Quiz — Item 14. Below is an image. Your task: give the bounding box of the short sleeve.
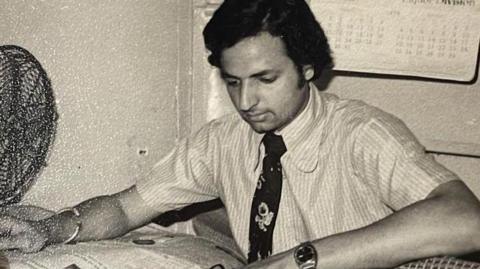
[352,111,459,210]
[136,123,219,213]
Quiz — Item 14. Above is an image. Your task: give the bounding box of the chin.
[248,122,277,134]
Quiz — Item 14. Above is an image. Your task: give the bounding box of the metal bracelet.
[57,207,82,244]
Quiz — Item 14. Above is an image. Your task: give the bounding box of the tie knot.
[262,132,287,157]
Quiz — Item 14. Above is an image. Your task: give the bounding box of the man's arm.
[0,185,160,252]
[245,180,480,269]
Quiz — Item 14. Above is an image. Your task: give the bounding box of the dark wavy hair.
[203,0,333,80]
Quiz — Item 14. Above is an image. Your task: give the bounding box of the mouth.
[243,112,267,122]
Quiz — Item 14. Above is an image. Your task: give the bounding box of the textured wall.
[1,0,186,209]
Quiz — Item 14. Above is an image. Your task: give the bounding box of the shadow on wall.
[0,45,58,206]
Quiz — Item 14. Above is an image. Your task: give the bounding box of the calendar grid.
[311,0,480,81]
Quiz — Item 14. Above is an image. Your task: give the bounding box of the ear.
[302,65,314,81]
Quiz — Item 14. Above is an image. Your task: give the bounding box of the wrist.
[57,207,82,244]
[38,207,82,246]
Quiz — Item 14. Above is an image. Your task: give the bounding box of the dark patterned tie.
[247,132,287,263]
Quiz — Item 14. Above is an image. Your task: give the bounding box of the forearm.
[38,195,129,245]
[38,185,159,246]
[314,181,480,269]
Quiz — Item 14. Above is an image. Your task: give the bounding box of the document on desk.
[309,0,480,81]
[4,224,245,269]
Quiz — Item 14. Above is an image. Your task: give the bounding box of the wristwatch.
[294,241,317,269]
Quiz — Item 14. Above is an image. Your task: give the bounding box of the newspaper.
[2,224,245,269]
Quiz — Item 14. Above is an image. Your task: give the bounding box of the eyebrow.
[220,70,277,79]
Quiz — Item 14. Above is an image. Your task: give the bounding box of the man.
[1,0,480,268]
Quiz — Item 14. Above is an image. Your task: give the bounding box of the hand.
[0,205,55,221]
[241,250,296,269]
[0,206,52,253]
[0,214,48,253]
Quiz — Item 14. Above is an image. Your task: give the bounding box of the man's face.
[219,32,311,133]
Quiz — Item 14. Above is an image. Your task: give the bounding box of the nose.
[239,81,257,112]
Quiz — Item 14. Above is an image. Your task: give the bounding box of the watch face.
[296,244,315,262]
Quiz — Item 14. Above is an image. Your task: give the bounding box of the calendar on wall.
[310,0,480,81]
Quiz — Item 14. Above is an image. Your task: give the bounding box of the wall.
[1,0,191,210]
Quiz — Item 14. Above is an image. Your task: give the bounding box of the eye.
[258,76,276,84]
[224,78,240,87]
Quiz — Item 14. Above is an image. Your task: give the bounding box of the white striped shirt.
[137,83,458,257]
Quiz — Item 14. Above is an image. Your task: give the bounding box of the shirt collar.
[251,83,327,172]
